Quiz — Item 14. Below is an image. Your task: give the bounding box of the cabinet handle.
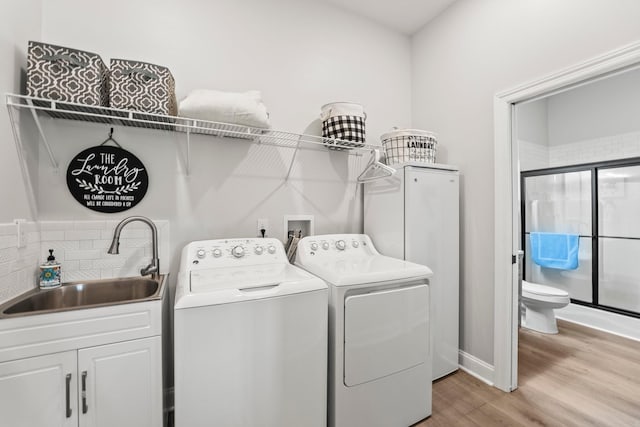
[82,371,88,414]
[65,373,72,418]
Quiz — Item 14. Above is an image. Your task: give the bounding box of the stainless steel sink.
[0,275,165,318]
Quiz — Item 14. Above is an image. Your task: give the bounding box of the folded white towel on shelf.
[178,89,271,129]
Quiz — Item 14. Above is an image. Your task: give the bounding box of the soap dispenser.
[39,249,61,289]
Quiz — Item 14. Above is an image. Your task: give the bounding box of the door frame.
[492,40,640,392]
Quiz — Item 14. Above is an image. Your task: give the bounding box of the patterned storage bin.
[381,128,438,165]
[320,102,366,150]
[109,59,177,116]
[27,41,109,106]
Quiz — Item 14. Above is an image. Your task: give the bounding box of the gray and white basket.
[381,128,438,165]
[27,41,109,106]
[109,58,177,116]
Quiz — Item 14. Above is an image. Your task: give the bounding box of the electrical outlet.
[15,219,26,248]
[257,218,269,237]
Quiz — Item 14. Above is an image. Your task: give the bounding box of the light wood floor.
[414,320,640,427]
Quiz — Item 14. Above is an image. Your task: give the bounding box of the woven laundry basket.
[320,102,366,150]
[381,128,437,165]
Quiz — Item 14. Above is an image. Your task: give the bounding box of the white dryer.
[174,238,328,427]
[296,234,433,427]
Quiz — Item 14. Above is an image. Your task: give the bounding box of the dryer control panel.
[181,238,286,270]
[296,234,379,261]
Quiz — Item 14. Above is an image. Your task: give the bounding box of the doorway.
[493,40,640,392]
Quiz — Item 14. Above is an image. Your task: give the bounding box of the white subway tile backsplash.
[63,270,101,282]
[64,230,101,241]
[41,230,65,241]
[93,257,127,269]
[0,221,40,304]
[40,219,169,280]
[0,224,17,236]
[0,263,12,277]
[0,219,170,304]
[119,238,150,248]
[41,240,80,252]
[65,249,102,261]
[63,260,80,271]
[73,220,107,230]
[92,239,112,249]
[0,247,19,264]
[79,240,93,250]
[40,221,71,231]
[0,235,18,249]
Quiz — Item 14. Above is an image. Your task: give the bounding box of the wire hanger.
[357,149,396,183]
[100,127,122,148]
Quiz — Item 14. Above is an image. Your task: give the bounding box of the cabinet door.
[0,351,78,427]
[78,337,162,427]
[405,167,460,380]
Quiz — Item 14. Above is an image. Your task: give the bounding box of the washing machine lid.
[297,255,432,287]
[522,280,569,297]
[175,263,326,308]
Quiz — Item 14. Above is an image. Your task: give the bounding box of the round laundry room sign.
[66,145,148,213]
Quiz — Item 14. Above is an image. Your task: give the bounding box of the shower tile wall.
[549,131,640,168]
[520,130,640,171]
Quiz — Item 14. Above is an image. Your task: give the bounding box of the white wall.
[32,0,412,286]
[0,0,42,222]
[517,99,549,171]
[0,1,43,304]
[412,0,640,366]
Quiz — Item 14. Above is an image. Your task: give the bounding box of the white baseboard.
[458,350,495,386]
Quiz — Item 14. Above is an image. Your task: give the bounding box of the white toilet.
[521,280,570,334]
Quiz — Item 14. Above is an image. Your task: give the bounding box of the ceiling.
[316,0,458,35]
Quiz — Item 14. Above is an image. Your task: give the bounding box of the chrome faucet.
[108,216,159,278]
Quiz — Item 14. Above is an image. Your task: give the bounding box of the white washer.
[296,234,434,427]
[174,238,328,427]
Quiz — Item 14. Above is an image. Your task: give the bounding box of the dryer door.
[343,284,429,387]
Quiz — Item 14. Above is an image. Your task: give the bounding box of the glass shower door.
[523,170,593,302]
[598,165,640,314]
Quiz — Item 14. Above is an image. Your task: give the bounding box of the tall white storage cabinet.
[364,162,460,380]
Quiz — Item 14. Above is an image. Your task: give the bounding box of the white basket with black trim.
[381,128,437,165]
[320,102,366,150]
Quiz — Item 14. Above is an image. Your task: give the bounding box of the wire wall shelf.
[6,93,375,175]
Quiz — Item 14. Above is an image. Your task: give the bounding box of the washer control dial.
[322,242,330,250]
[254,246,264,255]
[336,240,346,250]
[231,246,245,258]
[310,242,319,251]
[267,245,277,254]
[352,241,359,248]
[212,248,222,258]
[196,249,206,259]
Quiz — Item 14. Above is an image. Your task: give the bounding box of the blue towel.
[530,232,579,270]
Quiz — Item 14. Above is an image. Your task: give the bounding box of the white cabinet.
[0,282,166,427]
[0,337,162,427]
[0,351,78,427]
[364,163,460,380]
[79,337,162,427]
